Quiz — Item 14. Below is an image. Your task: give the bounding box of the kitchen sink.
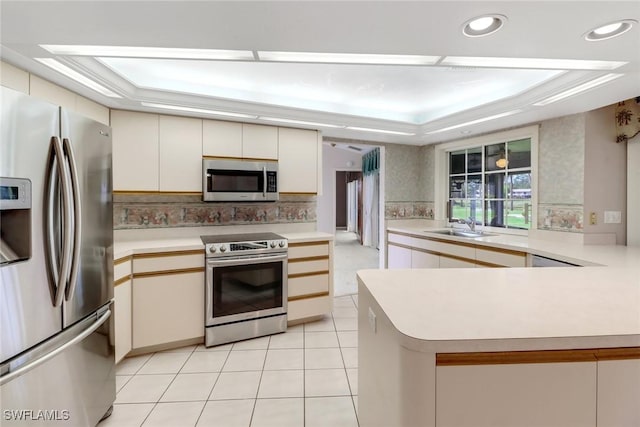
[427,229,497,238]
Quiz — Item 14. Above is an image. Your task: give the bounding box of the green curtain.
[362,147,380,176]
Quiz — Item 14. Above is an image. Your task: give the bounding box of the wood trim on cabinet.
[114,255,133,266]
[280,192,318,195]
[113,190,202,196]
[288,291,330,302]
[388,242,480,266]
[133,249,204,259]
[436,347,640,366]
[114,276,131,287]
[288,241,329,248]
[133,267,205,279]
[288,255,329,263]
[288,270,330,279]
[202,155,277,162]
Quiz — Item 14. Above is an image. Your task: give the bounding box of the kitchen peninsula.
[359,227,640,427]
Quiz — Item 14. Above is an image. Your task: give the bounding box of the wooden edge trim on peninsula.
[288,270,330,279]
[288,255,329,263]
[133,267,205,279]
[114,275,131,287]
[288,291,330,302]
[133,249,204,259]
[114,255,133,266]
[387,231,527,257]
[436,347,640,366]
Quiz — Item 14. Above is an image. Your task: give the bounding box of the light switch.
[589,212,597,225]
[368,307,377,333]
[604,211,622,224]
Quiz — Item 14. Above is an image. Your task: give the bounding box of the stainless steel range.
[201,233,288,347]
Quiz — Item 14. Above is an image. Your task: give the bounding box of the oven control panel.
[205,238,287,257]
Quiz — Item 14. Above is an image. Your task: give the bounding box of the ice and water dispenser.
[0,177,31,265]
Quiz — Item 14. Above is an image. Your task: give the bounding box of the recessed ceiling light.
[259,117,344,128]
[584,19,637,41]
[35,58,121,98]
[425,110,522,134]
[140,102,256,119]
[40,45,255,60]
[257,51,440,65]
[533,73,623,106]
[462,14,506,37]
[345,126,415,136]
[440,56,627,70]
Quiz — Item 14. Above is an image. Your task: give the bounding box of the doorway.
[336,171,363,240]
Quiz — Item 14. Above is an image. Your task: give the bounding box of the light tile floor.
[100,294,360,427]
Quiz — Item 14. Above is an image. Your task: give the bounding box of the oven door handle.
[206,253,287,267]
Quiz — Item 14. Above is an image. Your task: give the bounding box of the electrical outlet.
[604,211,622,224]
[368,307,377,333]
[589,212,597,225]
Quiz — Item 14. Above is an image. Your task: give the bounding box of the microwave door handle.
[63,138,81,301]
[263,166,267,198]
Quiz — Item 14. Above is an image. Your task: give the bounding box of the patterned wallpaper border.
[537,204,584,233]
[114,194,316,230]
[385,201,435,220]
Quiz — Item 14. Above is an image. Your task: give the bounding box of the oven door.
[205,252,287,326]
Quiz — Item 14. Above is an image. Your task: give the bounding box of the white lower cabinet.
[287,240,333,322]
[132,271,204,349]
[597,359,640,426]
[436,362,597,427]
[439,256,476,269]
[114,279,132,363]
[411,250,439,268]
[387,244,412,269]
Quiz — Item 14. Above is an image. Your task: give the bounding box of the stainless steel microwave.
[202,158,278,202]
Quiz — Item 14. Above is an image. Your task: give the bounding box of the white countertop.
[358,225,640,353]
[113,231,333,260]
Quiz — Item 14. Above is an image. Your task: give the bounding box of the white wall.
[628,140,640,246]
[317,144,362,234]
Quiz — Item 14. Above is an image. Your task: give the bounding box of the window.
[448,138,532,230]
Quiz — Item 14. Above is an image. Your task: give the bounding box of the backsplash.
[537,204,584,233]
[385,201,435,220]
[113,194,316,230]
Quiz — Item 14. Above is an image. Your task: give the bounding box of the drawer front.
[288,242,329,259]
[288,258,329,276]
[412,237,475,260]
[387,233,414,247]
[133,251,204,274]
[114,258,132,282]
[476,248,526,267]
[288,273,329,298]
[288,295,332,322]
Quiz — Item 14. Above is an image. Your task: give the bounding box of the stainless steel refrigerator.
[0,86,115,426]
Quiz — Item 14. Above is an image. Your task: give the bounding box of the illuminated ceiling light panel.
[533,74,623,106]
[35,58,121,98]
[140,102,256,118]
[257,51,441,65]
[345,126,415,136]
[40,44,255,60]
[259,117,344,128]
[584,19,637,41]
[441,56,627,71]
[425,110,523,134]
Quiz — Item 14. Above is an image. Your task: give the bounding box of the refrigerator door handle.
[44,136,72,307]
[0,309,112,386]
[62,138,82,301]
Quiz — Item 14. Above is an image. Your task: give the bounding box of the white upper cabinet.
[242,124,278,160]
[111,110,160,192]
[202,120,242,158]
[278,127,319,193]
[159,115,202,192]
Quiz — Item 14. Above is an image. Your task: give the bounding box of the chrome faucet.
[458,217,476,231]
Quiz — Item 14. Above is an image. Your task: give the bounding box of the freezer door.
[1,303,115,426]
[60,109,113,327]
[0,87,63,363]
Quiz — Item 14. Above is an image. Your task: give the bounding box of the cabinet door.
[111,110,159,191]
[597,359,640,426]
[387,244,412,269]
[278,127,318,193]
[439,256,476,268]
[202,119,242,158]
[436,362,597,427]
[114,279,132,363]
[242,123,278,160]
[411,250,439,268]
[132,271,204,349]
[159,115,202,192]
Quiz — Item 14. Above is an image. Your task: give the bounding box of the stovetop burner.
[201,232,287,257]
